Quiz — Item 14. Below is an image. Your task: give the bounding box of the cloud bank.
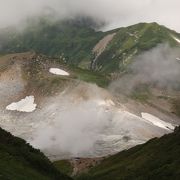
[0,0,180,32]
[109,44,180,95]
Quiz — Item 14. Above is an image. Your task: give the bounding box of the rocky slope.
[0,52,179,161]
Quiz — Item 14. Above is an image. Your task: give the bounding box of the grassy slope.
[76,127,180,180]
[71,66,110,87]
[0,127,72,180]
[53,160,73,177]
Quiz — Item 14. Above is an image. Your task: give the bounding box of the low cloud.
[109,44,180,94]
[0,0,179,32]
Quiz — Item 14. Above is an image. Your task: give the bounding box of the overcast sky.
[0,0,179,32]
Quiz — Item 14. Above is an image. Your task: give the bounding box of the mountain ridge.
[0,18,180,179]
[0,20,179,73]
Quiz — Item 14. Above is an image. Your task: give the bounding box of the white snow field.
[49,68,69,76]
[6,96,37,112]
[141,112,175,131]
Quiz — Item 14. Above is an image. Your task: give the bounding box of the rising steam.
[109,44,180,95]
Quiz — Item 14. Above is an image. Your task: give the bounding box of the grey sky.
[0,0,179,32]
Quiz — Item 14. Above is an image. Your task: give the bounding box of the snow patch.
[6,96,37,112]
[172,35,180,44]
[49,68,69,76]
[141,112,175,131]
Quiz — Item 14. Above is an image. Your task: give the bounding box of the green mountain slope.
[95,22,180,73]
[76,127,180,180]
[0,18,104,67]
[0,20,179,73]
[0,127,72,180]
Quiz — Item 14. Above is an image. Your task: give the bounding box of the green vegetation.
[76,127,180,180]
[72,67,110,87]
[53,160,73,176]
[0,127,71,180]
[130,84,151,102]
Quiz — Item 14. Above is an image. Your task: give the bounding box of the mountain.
[93,22,180,73]
[0,127,71,180]
[0,19,180,73]
[0,19,180,179]
[76,127,180,180]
